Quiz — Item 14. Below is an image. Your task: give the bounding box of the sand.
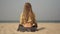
[0,22,60,34]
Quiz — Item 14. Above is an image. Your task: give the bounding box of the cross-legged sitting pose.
[17,2,38,32]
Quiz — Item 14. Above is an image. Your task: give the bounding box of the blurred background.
[0,0,60,22]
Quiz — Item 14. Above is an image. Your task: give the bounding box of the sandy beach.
[0,22,60,34]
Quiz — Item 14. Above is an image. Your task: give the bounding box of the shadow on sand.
[37,27,45,31]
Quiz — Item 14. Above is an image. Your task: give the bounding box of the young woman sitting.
[17,2,38,32]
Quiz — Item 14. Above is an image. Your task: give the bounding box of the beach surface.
[0,22,60,34]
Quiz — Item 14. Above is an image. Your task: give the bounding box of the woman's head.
[23,2,33,17]
[24,2,32,11]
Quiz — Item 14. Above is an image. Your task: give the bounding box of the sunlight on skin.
[23,23,32,27]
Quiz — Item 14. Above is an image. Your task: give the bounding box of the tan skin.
[23,23,32,27]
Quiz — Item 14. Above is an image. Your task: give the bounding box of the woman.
[17,2,38,32]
